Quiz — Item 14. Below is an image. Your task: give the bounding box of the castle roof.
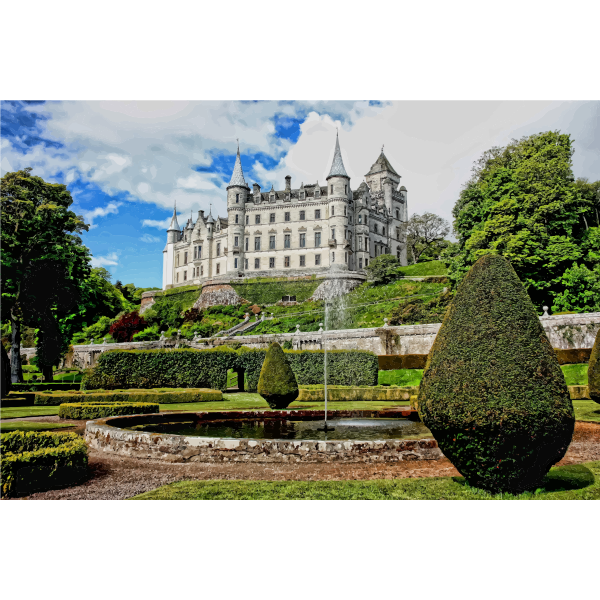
[228,144,248,188]
[206,209,215,224]
[326,132,349,180]
[366,150,399,177]
[167,207,180,232]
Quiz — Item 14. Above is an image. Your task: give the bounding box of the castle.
[162,134,408,289]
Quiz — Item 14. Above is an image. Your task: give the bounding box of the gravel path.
[20,421,599,500]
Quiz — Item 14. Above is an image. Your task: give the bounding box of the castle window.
[284,234,291,249]
[176,254,180,267]
[284,256,290,267]
[330,185,333,194]
[234,236,239,247]
[285,212,290,222]
[364,216,368,225]
[374,224,378,234]
[255,258,260,269]
[216,264,220,274]
[397,247,401,260]
[216,244,220,256]
[300,233,306,248]
[254,237,261,251]
[285,193,290,201]
[299,191,305,200]
[382,227,386,236]
[349,215,352,224]
[344,205,347,216]
[245,215,249,225]
[315,232,321,247]
[315,254,321,266]
[396,209,400,219]
[344,185,347,194]
[331,228,336,240]
[236,193,239,203]
[300,210,305,221]
[358,214,362,224]
[270,194,276,203]
[359,237,363,251]
[244,259,248,270]
[270,212,275,223]
[315,188,320,198]
[255,214,261,225]
[176,273,179,282]
[300,255,305,267]
[201,265,204,275]
[184,252,188,264]
[245,238,249,251]
[332,252,335,263]
[235,214,239,224]
[269,257,275,269]
[345,252,348,263]
[359,258,363,269]
[315,209,321,219]
[234,258,238,269]
[331,206,335,216]
[365,259,368,267]
[269,235,275,249]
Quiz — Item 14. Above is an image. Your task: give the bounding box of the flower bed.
[1,431,88,498]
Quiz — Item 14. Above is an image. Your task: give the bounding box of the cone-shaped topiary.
[589,329,600,403]
[0,344,11,398]
[257,342,299,409]
[418,254,574,494]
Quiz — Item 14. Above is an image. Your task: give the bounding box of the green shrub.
[81,347,378,393]
[58,402,159,420]
[418,254,574,494]
[1,431,88,498]
[35,388,222,406]
[11,382,81,392]
[589,330,600,403]
[257,342,299,409]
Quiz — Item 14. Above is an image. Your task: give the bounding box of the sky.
[2,100,599,288]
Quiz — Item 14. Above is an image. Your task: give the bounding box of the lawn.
[572,399,600,422]
[0,406,61,419]
[561,363,588,386]
[378,369,423,387]
[0,421,74,432]
[397,260,448,277]
[132,460,600,500]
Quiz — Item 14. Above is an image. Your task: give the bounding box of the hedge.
[1,395,31,407]
[1,431,88,498]
[35,388,223,406]
[378,355,428,370]
[58,402,159,420]
[296,385,417,402]
[11,382,82,392]
[82,347,379,393]
[555,348,592,365]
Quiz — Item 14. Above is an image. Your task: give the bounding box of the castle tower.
[365,148,401,216]
[226,143,249,274]
[163,205,180,289]
[326,132,351,271]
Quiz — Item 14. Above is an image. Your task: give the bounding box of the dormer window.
[255,194,261,204]
[285,193,290,201]
[270,194,276,203]
[299,191,305,200]
[315,188,320,198]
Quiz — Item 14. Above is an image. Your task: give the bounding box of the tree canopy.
[448,131,599,311]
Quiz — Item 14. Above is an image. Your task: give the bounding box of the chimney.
[285,175,291,191]
[253,183,261,194]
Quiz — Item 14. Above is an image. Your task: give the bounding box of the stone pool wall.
[84,409,443,464]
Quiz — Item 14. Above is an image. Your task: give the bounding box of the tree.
[257,341,299,409]
[108,311,147,343]
[589,330,600,404]
[418,254,574,494]
[449,131,598,310]
[1,169,91,382]
[402,212,450,264]
[364,254,400,284]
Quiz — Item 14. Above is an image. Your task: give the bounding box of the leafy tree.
[1,169,91,382]
[364,255,400,284]
[108,311,147,343]
[449,131,598,310]
[402,212,450,264]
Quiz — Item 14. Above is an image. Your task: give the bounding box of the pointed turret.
[326,131,349,180]
[366,149,399,177]
[167,205,180,244]
[227,143,249,189]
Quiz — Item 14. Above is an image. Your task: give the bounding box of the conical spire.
[167,202,180,231]
[228,142,248,188]
[327,131,349,179]
[366,148,399,177]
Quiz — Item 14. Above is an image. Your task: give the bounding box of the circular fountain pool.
[84,409,443,464]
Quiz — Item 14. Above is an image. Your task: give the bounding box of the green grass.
[572,399,600,422]
[0,406,60,419]
[561,363,589,386]
[132,460,600,500]
[378,369,423,387]
[0,421,74,432]
[397,260,448,277]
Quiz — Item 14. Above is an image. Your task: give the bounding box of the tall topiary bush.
[418,254,574,494]
[257,342,299,409]
[589,329,600,403]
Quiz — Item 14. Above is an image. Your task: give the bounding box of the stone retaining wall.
[84,409,443,463]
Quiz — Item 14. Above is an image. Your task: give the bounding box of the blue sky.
[2,100,599,288]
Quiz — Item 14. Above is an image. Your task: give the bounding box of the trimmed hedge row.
[1,431,88,498]
[12,382,82,392]
[82,348,379,392]
[58,402,159,420]
[378,354,429,370]
[297,385,418,402]
[34,388,223,406]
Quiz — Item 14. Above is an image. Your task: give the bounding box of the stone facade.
[163,136,409,290]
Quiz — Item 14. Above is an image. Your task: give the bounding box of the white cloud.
[142,216,175,229]
[140,233,161,243]
[80,201,122,229]
[90,252,119,267]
